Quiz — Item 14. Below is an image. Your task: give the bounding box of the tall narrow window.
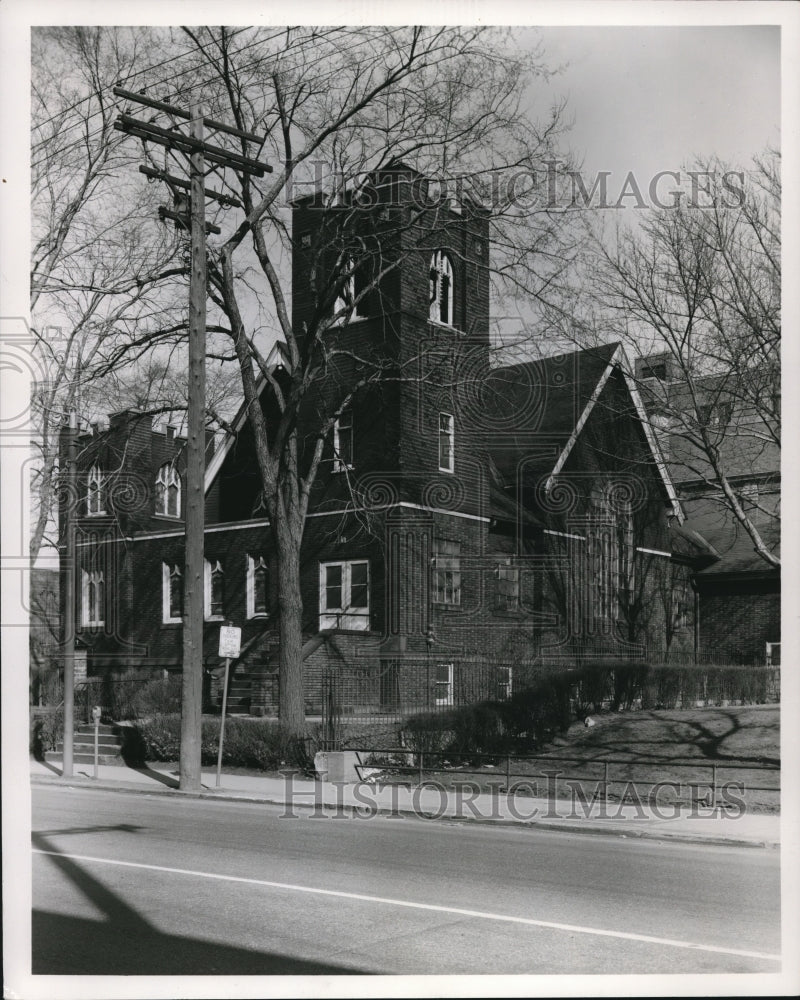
[162,563,183,623]
[86,464,105,516]
[429,251,454,326]
[590,491,614,620]
[333,256,370,322]
[496,665,513,701]
[616,501,635,604]
[432,539,461,605]
[247,554,268,618]
[438,412,454,472]
[319,560,369,630]
[494,558,520,613]
[155,462,181,517]
[81,569,104,627]
[434,663,454,706]
[204,559,224,620]
[333,407,354,472]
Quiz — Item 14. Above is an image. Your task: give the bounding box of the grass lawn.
[376,704,781,812]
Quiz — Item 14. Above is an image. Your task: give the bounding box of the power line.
[32,26,253,133]
[32,26,289,154]
[30,25,370,169]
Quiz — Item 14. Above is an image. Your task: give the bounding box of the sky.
[529,25,780,190]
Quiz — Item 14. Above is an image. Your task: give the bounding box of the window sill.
[332,466,355,475]
[330,315,372,328]
[427,319,462,334]
[85,512,108,518]
[205,615,225,623]
[162,619,182,626]
[247,613,269,621]
[155,513,183,521]
[438,466,454,474]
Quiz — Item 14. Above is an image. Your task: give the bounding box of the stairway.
[225,673,252,715]
[45,722,126,766]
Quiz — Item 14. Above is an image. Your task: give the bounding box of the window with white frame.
[162,562,183,623]
[204,559,224,620]
[86,464,105,516]
[332,407,354,472]
[496,665,513,701]
[432,539,461,605]
[438,412,454,472]
[494,558,520,613]
[319,560,369,630]
[247,554,268,618]
[333,256,370,322]
[155,462,181,517]
[81,569,105,627]
[434,662,454,706]
[429,251,454,326]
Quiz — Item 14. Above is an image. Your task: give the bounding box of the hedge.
[130,714,314,771]
[401,662,779,759]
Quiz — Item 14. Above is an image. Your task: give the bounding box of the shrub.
[128,675,183,718]
[133,714,314,772]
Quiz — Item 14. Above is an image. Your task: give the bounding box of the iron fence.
[318,655,781,750]
[343,747,781,802]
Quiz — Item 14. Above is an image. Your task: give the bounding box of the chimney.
[109,408,142,431]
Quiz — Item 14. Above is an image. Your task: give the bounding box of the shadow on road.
[32,910,365,975]
[32,831,366,975]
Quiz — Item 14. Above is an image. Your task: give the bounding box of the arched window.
[204,559,224,619]
[82,569,104,626]
[429,251,454,326]
[162,563,183,623]
[86,464,105,516]
[155,463,181,517]
[333,254,370,323]
[247,554,268,618]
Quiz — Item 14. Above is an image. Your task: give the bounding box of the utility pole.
[180,103,207,790]
[61,410,77,778]
[113,87,270,791]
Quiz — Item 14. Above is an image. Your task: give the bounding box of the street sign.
[218,625,241,659]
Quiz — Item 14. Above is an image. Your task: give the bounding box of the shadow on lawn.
[548,708,779,768]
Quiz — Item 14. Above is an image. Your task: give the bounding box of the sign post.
[216,624,241,788]
[91,705,102,780]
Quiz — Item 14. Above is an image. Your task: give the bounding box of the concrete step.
[74,723,121,736]
[45,751,127,766]
[63,739,123,751]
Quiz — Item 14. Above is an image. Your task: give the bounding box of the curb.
[31,773,779,850]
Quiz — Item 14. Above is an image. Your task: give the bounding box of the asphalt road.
[32,783,780,976]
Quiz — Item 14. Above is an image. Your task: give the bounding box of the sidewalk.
[30,757,779,848]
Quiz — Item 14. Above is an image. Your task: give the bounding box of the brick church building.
[63,165,708,717]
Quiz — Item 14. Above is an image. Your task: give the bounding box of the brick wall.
[699,582,780,662]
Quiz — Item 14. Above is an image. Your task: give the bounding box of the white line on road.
[33,849,781,963]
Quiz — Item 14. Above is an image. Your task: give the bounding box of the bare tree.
[153,26,577,734]
[540,151,780,569]
[30,27,189,561]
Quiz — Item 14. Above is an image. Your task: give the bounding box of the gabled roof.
[204,340,288,493]
[682,511,780,577]
[490,344,683,521]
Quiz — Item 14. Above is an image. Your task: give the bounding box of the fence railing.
[318,657,781,749]
[343,747,781,801]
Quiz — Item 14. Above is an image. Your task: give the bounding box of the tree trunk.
[274,517,305,735]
